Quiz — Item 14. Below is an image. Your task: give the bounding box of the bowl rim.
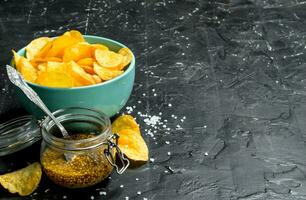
[15,35,135,91]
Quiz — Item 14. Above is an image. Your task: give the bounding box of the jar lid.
[0,115,41,156]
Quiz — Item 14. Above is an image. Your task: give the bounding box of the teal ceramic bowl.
[14,35,135,118]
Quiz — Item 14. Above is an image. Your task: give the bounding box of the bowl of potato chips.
[12,30,135,118]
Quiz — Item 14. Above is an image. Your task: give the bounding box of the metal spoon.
[6,65,69,137]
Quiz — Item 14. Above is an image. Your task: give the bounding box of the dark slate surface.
[1,0,306,199]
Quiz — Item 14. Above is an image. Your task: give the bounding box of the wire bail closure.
[104,133,129,174]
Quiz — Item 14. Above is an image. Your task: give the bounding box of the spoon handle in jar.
[6,65,69,137]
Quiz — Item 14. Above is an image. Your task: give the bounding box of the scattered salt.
[204,125,207,128]
[154,93,157,96]
[152,89,155,92]
[150,158,155,162]
[136,178,139,181]
[165,141,170,144]
[120,184,124,188]
[137,191,142,195]
[168,103,172,107]
[167,152,171,156]
[99,191,107,195]
[204,152,208,156]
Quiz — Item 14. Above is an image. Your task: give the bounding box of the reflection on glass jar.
[40,107,116,188]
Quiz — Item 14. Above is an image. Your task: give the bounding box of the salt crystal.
[144,198,148,200]
[137,191,142,195]
[120,184,124,188]
[159,112,162,115]
[204,152,208,156]
[99,191,107,195]
[165,170,169,173]
[168,103,172,107]
[171,114,175,117]
[136,178,139,181]
[154,93,157,96]
[165,141,170,144]
[167,152,171,156]
[152,89,155,92]
[138,101,142,104]
[143,93,146,96]
[204,125,207,128]
[125,197,129,200]
[90,196,95,200]
[63,196,67,199]
[162,125,166,128]
[150,158,155,162]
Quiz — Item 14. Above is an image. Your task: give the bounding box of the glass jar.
[0,115,40,156]
[40,107,129,188]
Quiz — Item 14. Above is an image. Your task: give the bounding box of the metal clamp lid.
[104,133,129,174]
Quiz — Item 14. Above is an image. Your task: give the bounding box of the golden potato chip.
[0,162,42,196]
[91,43,109,51]
[117,47,133,70]
[31,57,62,63]
[34,40,53,58]
[117,129,149,162]
[36,71,74,88]
[64,30,85,42]
[63,43,92,62]
[93,62,123,81]
[92,74,102,83]
[112,114,140,135]
[46,35,79,58]
[80,65,95,74]
[12,50,21,71]
[77,57,94,66]
[25,37,51,59]
[37,63,47,72]
[17,57,37,83]
[46,61,66,72]
[95,49,123,69]
[67,61,95,86]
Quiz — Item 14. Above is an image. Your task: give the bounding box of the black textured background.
[1,0,306,199]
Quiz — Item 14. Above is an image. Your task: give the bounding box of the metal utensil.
[6,65,69,137]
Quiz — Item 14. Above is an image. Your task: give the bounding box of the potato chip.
[37,63,47,72]
[67,61,95,86]
[36,71,74,88]
[64,30,85,42]
[112,114,140,135]
[95,49,123,69]
[31,57,62,63]
[117,47,133,70]
[25,37,51,59]
[0,162,42,196]
[63,43,92,62]
[34,40,53,58]
[12,50,21,71]
[117,129,149,162]
[80,65,95,74]
[91,44,109,51]
[17,57,37,83]
[77,57,94,67]
[46,35,79,58]
[92,74,102,83]
[46,61,66,72]
[93,62,123,81]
